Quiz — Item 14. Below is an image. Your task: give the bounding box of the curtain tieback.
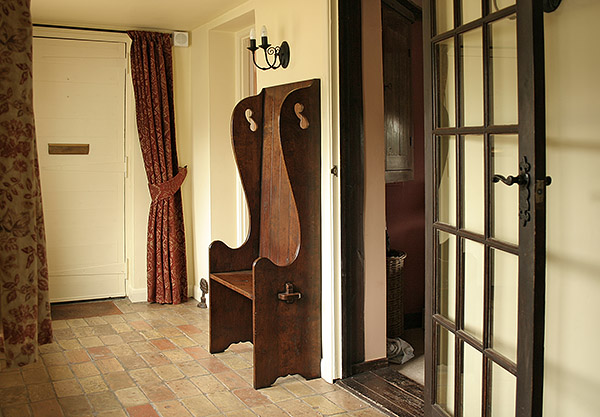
[149,166,188,202]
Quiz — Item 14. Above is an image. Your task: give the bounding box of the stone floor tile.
[57,396,93,416]
[92,324,117,336]
[103,315,125,324]
[48,365,74,381]
[196,357,230,374]
[71,362,100,378]
[219,355,252,371]
[158,327,184,338]
[97,409,128,417]
[27,382,55,402]
[88,391,122,412]
[206,391,246,412]
[228,343,253,354]
[259,386,295,403]
[100,334,125,346]
[39,342,63,354]
[112,323,133,334]
[130,341,158,354]
[154,400,194,417]
[141,329,163,340]
[177,325,203,335]
[233,387,272,408]
[251,404,290,417]
[52,321,69,330]
[153,364,184,381]
[31,398,65,417]
[84,317,107,326]
[150,338,177,351]
[324,389,369,411]
[2,403,33,417]
[57,339,83,351]
[41,352,67,367]
[122,313,143,322]
[215,371,250,390]
[86,346,114,360]
[170,335,197,348]
[177,361,208,378]
[126,403,160,417]
[52,329,76,341]
[109,344,136,357]
[140,383,176,403]
[65,349,91,364]
[0,385,29,407]
[130,321,152,331]
[114,386,148,407]
[163,349,194,363]
[226,409,257,417]
[183,346,211,360]
[165,379,201,398]
[281,380,316,397]
[120,331,146,343]
[236,368,254,385]
[72,326,95,338]
[181,395,220,417]
[303,394,346,415]
[66,318,87,328]
[190,374,228,394]
[0,371,24,388]
[119,355,148,370]
[78,336,104,348]
[304,378,337,394]
[53,379,83,397]
[79,375,109,394]
[277,398,322,417]
[105,371,136,390]
[96,358,124,374]
[349,408,387,416]
[128,368,161,386]
[148,319,170,328]
[141,352,171,367]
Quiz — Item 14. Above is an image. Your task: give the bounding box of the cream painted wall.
[361,0,387,362]
[544,1,600,415]
[190,0,341,381]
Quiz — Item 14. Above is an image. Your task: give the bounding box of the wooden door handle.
[277,282,302,304]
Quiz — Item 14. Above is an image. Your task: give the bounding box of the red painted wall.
[385,20,425,319]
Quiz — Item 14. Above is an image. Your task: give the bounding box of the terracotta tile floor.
[0,298,387,417]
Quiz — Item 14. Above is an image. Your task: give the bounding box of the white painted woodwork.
[33,37,127,302]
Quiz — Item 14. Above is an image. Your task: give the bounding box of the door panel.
[424,1,548,416]
[33,37,127,302]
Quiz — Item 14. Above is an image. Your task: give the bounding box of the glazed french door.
[424,1,548,416]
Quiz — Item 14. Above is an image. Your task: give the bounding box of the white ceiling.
[31,0,247,32]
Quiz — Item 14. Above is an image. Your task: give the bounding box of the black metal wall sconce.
[248,26,290,71]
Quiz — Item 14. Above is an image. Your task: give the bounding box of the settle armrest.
[209,240,257,273]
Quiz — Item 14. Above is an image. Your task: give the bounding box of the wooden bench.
[209,80,321,389]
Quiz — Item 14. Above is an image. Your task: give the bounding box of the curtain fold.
[128,31,187,304]
[0,0,53,367]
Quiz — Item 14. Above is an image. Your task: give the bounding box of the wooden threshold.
[210,271,253,299]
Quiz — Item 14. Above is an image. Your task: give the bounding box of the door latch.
[277,282,302,304]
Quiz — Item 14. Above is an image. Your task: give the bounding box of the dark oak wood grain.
[209,80,321,389]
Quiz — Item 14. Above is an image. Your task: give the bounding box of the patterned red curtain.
[128,31,188,304]
[0,0,53,367]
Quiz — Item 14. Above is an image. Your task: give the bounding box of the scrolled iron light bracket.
[544,0,562,13]
[248,26,290,71]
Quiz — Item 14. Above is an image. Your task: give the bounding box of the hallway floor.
[0,298,386,417]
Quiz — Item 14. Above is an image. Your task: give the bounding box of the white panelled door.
[33,37,127,302]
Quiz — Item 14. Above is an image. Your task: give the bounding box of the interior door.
[423,1,548,416]
[33,37,127,302]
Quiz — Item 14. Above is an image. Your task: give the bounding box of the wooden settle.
[208,79,322,389]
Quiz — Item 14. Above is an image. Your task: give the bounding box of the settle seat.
[208,80,321,389]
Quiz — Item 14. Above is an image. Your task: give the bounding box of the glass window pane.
[463,343,483,417]
[436,39,456,128]
[435,0,454,35]
[490,362,517,417]
[462,135,485,235]
[462,0,482,24]
[463,239,485,342]
[491,134,519,244]
[437,232,457,322]
[490,15,518,126]
[490,0,516,13]
[460,29,484,127]
[437,135,457,225]
[492,249,518,363]
[436,325,455,415]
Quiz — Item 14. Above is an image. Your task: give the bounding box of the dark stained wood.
[339,0,366,378]
[209,80,321,389]
[48,143,89,155]
[338,368,424,417]
[516,1,548,415]
[351,358,389,375]
[383,2,414,182]
[210,271,253,299]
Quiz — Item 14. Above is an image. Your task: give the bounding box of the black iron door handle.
[492,174,528,186]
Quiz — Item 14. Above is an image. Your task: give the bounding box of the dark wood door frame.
[339,0,366,378]
[338,0,422,378]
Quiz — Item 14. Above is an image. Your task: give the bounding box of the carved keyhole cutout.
[245,109,258,132]
[294,103,309,130]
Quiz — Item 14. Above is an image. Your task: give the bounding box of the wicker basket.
[386,252,407,338]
